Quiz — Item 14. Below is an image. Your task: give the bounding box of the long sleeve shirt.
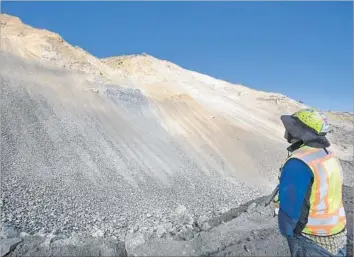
[278,158,313,237]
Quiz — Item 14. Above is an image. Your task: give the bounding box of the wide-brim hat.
[280,114,330,148]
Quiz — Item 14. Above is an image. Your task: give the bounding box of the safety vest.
[287,146,346,236]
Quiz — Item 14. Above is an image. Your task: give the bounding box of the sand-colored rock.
[0,13,128,86]
[102,54,353,163]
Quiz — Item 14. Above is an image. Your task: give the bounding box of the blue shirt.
[278,158,313,237]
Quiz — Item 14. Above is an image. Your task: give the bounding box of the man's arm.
[278,158,313,237]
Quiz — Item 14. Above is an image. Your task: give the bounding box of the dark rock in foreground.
[0,238,22,257]
[6,234,126,257]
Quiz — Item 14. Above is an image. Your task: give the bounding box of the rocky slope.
[1,13,353,256]
[101,54,353,163]
[0,13,128,85]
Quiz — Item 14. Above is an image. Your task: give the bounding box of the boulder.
[125,233,145,251]
[8,235,126,257]
[0,238,22,257]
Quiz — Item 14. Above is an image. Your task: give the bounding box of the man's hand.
[273,193,280,217]
[274,205,279,217]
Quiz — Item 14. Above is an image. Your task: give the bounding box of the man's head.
[280,108,330,148]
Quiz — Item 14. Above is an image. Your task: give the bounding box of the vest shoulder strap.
[289,146,332,164]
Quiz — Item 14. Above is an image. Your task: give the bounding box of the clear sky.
[2,1,353,112]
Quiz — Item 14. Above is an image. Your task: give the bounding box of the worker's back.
[289,146,346,237]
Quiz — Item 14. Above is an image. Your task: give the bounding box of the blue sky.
[2,1,353,112]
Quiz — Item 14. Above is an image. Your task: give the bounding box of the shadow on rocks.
[196,194,271,232]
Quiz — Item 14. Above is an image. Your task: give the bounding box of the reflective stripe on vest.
[288,146,346,236]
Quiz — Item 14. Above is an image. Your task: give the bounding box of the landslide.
[1,13,353,257]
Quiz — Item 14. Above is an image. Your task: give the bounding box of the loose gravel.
[1,51,352,256]
[0,52,275,241]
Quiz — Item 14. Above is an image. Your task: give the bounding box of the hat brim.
[280,115,330,148]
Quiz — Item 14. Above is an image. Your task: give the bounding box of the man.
[276,108,347,256]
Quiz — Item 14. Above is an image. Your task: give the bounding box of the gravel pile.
[1,51,352,256]
[0,51,272,242]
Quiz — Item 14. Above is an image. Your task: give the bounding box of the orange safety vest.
[287,146,346,236]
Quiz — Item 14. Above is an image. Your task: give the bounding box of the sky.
[2,1,353,112]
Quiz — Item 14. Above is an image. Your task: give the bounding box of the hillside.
[0,13,352,257]
[101,54,353,162]
[0,13,127,85]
